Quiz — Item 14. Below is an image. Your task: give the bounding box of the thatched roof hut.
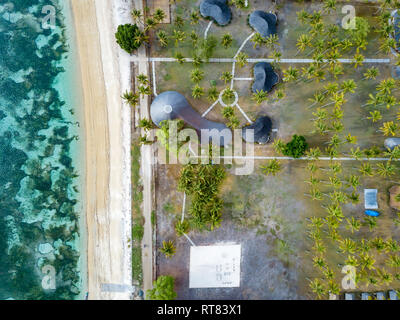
[252,62,279,93]
[249,11,277,38]
[200,0,232,26]
[242,116,272,144]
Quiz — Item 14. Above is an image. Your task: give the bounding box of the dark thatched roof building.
[252,62,279,93]
[150,91,232,147]
[200,0,232,26]
[249,10,277,38]
[242,116,272,144]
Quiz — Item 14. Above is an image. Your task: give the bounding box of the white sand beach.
[71,0,132,300]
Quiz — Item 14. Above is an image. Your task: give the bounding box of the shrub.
[146,275,177,300]
[115,24,144,53]
[282,135,308,158]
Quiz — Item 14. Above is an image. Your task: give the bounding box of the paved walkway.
[132,57,391,64]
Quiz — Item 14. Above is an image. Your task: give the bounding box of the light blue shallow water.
[0,0,84,299]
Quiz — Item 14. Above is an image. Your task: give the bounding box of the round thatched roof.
[150,91,232,147]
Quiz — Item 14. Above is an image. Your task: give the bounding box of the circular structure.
[150,91,232,147]
[200,0,232,26]
[164,104,173,113]
[249,11,277,38]
[219,89,239,107]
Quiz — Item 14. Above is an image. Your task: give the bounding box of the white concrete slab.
[189,245,241,288]
[364,189,378,209]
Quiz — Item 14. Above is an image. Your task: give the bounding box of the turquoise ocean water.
[0,0,85,299]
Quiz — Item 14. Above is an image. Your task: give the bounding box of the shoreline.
[71,0,131,299]
[62,0,88,299]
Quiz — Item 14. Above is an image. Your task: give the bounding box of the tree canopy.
[146,275,177,300]
[282,135,308,158]
[115,24,144,53]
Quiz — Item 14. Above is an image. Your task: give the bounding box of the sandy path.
[71,0,131,300]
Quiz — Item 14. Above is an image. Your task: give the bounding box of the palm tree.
[339,79,357,94]
[174,52,185,64]
[190,31,199,47]
[273,139,285,154]
[346,174,360,190]
[157,30,168,47]
[296,34,312,55]
[207,86,219,102]
[137,73,149,85]
[269,49,282,62]
[384,238,400,253]
[153,8,166,23]
[386,255,400,268]
[190,68,204,83]
[172,29,186,47]
[297,10,310,25]
[349,147,362,160]
[353,50,364,68]
[380,121,398,136]
[376,161,395,177]
[221,33,233,49]
[251,33,265,49]
[359,162,374,176]
[306,147,322,160]
[138,85,151,97]
[175,220,189,237]
[367,110,382,123]
[264,34,279,49]
[359,252,376,271]
[261,159,282,176]
[309,278,326,299]
[384,146,400,160]
[283,67,299,82]
[323,0,337,13]
[222,88,235,103]
[139,118,153,131]
[377,78,395,95]
[139,134,152,145]
[308,92,326,109]
[313,256,327,269]
[222,106,235,119]
[174,15,184,28]
[159,240,176,258]
[220,71,233,84]
[346,217,361,234]
[236,52,248,68]
[363,216,377,232]
[192,84,204,99]
[190,10,200,25]
[191,54,203,67]
[252,90,268,105]
[131,9,142,23]
[363,67,379,80]
[122,91,139,107]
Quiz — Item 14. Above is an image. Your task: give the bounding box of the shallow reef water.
[0,0,83,300]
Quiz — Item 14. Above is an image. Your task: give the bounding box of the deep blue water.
[0,0,83,299]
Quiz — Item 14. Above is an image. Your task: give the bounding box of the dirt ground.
[155,163,307,299]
